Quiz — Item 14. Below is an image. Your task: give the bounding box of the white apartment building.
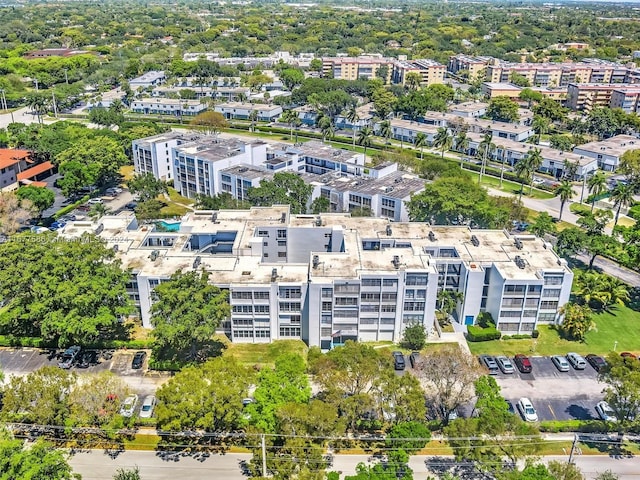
[215,103,283,121]
[60,208,574,348]
[152,85,251,102]
[129,71,166,90]
[132,132,201,182]
[572,135,640,172]
[130,98,207,117]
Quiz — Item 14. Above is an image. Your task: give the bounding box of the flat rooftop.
[60,208,570,284]
[216,102,277,110]
[573,135,640,158]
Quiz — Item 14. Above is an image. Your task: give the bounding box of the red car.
[620,352,637,360]
[514,354,532,373]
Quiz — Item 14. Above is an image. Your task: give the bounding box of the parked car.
[496,356,515,374]
[551,355,570,372]
[517,397,538,422]
[125,202,138,210]
[139,395,156,419]
[49,221,66,230]
[595,401,616,422]
[58,346,81,369]
[566,352,586,370]
[514,354,532,373]
[409,351,420,368]
[620,352,637,360]
[120,394,139,418]
[87,198,103,205]
[106,187,123,196]
[242,398,254,407]
[77,350,98,369]
[393,351,405,371]
[479,355,499,375]
[586,354,607,372]
[132,351,147,369]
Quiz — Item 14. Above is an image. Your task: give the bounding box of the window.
[277,229,287,239]
[233,318,253,326]
[361,293,380,301]
[406,275,428,286]
[255,330,271,338]
[528,285,542,294]
[334,310,357,318]
[403,314,421,323]
[361,304,379,312]
[381,304,396,312]
[254,305,270,314]
[254,317,270,323]
[523,310,537,317]
[278,252,287,258]
[258,230,269,237]
[540,300,559,310]
[277,240,287,246]
[538,313,556,322]
[322,302,333,311]
[383,278,397,287]
[280,327,301,337]
[360,318,377,325]
[499,310,521,318]
[279,302,301,312]
[404,301,425,311]
[381,317,396,325]
[362,278,382,287]
[381,293,397,302]
[254,292,270,300]
[520,323,535,332]
[335,297,358,306]
[543,288,561,298]
[234,330,254,338]
[502,298,524,307]
[232,305,253,314]
[322,288,333,298]
[321,314,332,324]
[497,322,519,332]
[504,284,526,293]
[232,291,252,300]
[382,198,395,207]
[544,275,563,285]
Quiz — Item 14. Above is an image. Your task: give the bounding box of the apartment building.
[481,82,522,99]
[129,71,166,90]
[130,98,207,117]
[447,54,492,81]
[572,135,640,172]
[610,87,640,114]
[322,56,393,82]
[391,59,446,87]
[183,51,315,69]
[0,149,31,192]
[132,132,201,182]
[214,102,283,121]
[448,102,489,118]
[152,85,250,102]
[60,208,573,347]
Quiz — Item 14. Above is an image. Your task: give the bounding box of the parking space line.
[547,403,557,419]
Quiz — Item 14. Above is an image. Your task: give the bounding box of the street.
[67,450,640,480]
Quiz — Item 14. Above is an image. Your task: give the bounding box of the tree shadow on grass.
[582,435,635,459]
[424,456,502,480]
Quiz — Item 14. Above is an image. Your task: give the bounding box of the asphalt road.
[68,450,640,480]
[495,356,605,422]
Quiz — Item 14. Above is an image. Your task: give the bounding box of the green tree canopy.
[0,233,132,345]
[150,270,229,361]
[15,186,54,216]
[600,353,640,430]
[486,96,519,123]
[247,172,313,214]
[127,172,168,202]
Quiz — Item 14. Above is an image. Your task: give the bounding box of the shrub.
[628,204,640,221]
[148,359,186,372]
[477,312,495,328]
[501,334,533,340]
[53,195,90,219]
[466,325,502,342]
[532,329,540,338]
[539,419,610,433]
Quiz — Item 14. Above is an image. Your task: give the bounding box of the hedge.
[53,195,89,219]
[569,203,592,216]
[501,334,534,340]
[0,335,153,350]
[539,419,611,433]
[466,325,502,342]
[148,359,187,372]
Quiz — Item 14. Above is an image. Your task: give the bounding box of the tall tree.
[433,127,452,159]
[610,183,634,229]
[526,148,544,194]
[150,270,229,361]
[189,111,228,137]
[414,132,428,160]
[357,126,374,157]
[0,233,132,345]
[559,303,594,341]
[0,191,35,234]
[529,212,557,238]
[15,186,53,217]
[600,353,640,430]
[477,131,494,185]
[344,105,360,148]
[128,173,168,202]
[587,171,607,213]
[318,115,335,143]
[556,180,574,222]
[247,172,313,214]
[486,96,519,123]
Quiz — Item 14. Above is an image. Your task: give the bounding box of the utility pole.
[34,78,39,92]
[568,434,578,464]
[261,434,267,477]
[52,92,58,118]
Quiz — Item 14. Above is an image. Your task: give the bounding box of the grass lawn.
[221,338,308,367]
[461,169,555,200]
[159,203,189,217]
[467,304,640,356]
[124,433,160,451]
[167,187,194,206]
[608,216,636,228]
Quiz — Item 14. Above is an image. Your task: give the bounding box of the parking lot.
[0,347,170,416]
[493,356,605,421]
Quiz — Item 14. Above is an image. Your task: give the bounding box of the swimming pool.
[156,220,181,232]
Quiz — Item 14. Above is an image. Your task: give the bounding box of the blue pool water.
[157,220,181,232]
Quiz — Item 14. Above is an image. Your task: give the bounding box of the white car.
[139,395,156,419]
[551,355,570,372]
[595,401,617,422]
[87,198,104,205]
[496,356,515,374]
[120,394,138,418]
[106,187,123,196]
[517,397,538,422]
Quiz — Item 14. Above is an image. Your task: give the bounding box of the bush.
[532,329,540,338]
[502,334,534,340]
[477,312,495,328]
[569,203,591,216]
[53,195,89,219]
[466,325,502,342]
[148,358,186,372]
[539,419,610,433]
[628,204,640,221]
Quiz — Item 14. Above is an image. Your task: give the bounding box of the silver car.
[139,395,156,419]
[120,394,138,418]
[551,355,570,372]
[496,356,515,374]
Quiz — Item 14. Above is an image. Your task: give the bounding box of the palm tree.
[556,180,574,222]
[89,203,111,220]
[514,158,530,202]
[587,171,607,212]
[414,132,428,160]
[344,105,360,149]
[532,115,550,145]
[318,116,335,143]
[357,127,373,157]
[477,131,494,185]
[281,110,299,141]
[526,148,543,194]
[433,127,452,159]
[248,109,258,133]
[610,183,634,229]
[455,132,470,168]
[495,144,507,188]
[378,120,392,144]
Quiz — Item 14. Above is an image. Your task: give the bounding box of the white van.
[566,352,586,370]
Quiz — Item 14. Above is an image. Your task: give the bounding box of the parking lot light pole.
[568,434,578,464]
[614,341,618,352]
